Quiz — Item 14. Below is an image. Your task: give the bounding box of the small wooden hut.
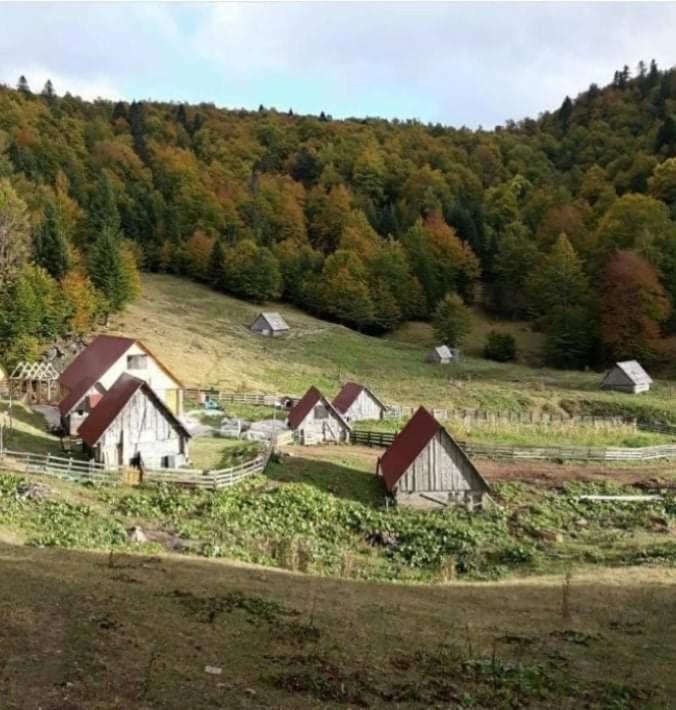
[332,382,386,423]
[600,361,652,394]
[9,361,60,403]
[77,373,190,469]
[250,312,290,337]
[376,407,489,510]
[287,386,351,445]
[427,345,461,364]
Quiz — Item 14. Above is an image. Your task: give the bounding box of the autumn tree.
[600,250,671,361]
[0,179,31,286]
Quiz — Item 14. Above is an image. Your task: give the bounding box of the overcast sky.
[1,2,675,128]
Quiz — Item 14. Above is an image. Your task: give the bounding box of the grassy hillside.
[3,541,674,709]
[111,274,676,420]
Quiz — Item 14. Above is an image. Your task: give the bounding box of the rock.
[575,517,589,527]
[205,665,222,675]
[244,688,257,696]
[17,482,50,500]
[126,526,148,544]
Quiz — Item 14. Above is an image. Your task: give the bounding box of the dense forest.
[1,61,676,368]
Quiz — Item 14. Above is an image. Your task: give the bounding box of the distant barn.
[332,382,386,423]
[287,386,351,445]
[78,373,190,469]
[600,360,652,394]
[250,312,290,337]
[427,345,461,364]
[376,407,489,510]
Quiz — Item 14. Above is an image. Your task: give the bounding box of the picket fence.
[350,429,676,464]
[0,446,273,490]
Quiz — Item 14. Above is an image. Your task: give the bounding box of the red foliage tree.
[600,250,671,361]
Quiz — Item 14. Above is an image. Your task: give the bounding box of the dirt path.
[283,443,676,487]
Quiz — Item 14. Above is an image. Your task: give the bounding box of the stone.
[126,526,148,544]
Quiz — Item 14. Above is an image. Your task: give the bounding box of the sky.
[1,2,676,128]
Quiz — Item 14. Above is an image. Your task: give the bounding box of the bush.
[483,331,517,362]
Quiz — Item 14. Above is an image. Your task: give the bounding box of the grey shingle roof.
[615,360,652,386]
[256,312,289,331]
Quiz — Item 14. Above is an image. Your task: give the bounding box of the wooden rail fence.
[0,446,274,491]
[350,429,676,464]
[185,388,676,435]
[0,448,122,483]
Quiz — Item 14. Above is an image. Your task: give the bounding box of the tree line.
[1,62,676,368]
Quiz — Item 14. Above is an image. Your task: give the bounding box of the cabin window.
[127,354,148,370]
[314,404,328,419]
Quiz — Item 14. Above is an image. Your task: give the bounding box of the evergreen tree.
[41,79,55,101]
[207,238,227,290]
[527,234,592,367]
[17,75,31,94]
[432,293,471,347]
[34,200,70,279]
[87,227,135,313]
[89,172,121,238]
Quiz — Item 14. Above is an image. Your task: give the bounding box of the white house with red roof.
[332,382,386,423]
[78,373,190,469]
[377,407,489,509]
[286,386,351,445]
[59,335,183,436]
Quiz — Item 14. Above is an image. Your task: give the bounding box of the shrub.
[483,331,517,362]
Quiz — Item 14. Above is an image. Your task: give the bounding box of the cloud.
[0,3,675,126]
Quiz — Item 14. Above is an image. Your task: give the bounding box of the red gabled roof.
[332,382,386,415]
[332,382,364,414]
[287,386,322,430]
[287,386,351,431]
[378,407,442,491]
[78,373,190,447]
[58,334,183,416]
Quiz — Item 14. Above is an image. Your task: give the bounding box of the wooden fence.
[143,447,273,490]
[0,448,122,483]
[0,446,274,491]
[184,390,292,407]
[188,389,675,432]
[350,429,676,464]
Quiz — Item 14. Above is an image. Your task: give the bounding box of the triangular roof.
[77,373,190,447]
[253,312,289,331]
[601,360,652,387]
[378,406,489,493]
[287,386,351,431]
[332,382,386,415]
[433,345,453,359]
[58,335,182,416]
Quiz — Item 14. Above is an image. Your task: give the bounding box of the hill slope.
[109,274,676,420]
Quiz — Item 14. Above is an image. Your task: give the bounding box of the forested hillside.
[1,61,676,368]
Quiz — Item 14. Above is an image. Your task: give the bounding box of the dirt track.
[477,459,676,487]
[286,444,676,488]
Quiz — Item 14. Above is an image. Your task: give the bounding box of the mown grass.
[356,417,675,448]
[189,437,262,471]
[0,400,65,456]
[113,274,676,424]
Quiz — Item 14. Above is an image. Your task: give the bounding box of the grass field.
[111,274,676,423]
[2,541,675,709]
[355,417,676,448]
